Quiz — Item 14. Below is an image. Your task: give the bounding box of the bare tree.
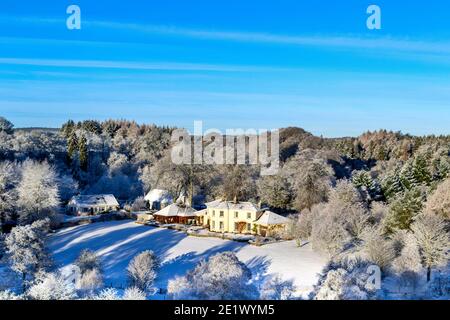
[16,160,60,224]
[127,250,159,292]
[424,177,450,219]
[411,214,449,282]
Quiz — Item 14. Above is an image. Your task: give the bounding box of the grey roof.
[153,203,197,217]
[69,194,119,208]
[205,200,259,212]
[255,211,289,226]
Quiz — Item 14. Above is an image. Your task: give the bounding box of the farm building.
[152,203,197,224]
[144,189,173,210]
[254,210,290,237]
[67,194,120,216]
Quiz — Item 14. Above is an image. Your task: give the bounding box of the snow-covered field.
[48,220,328,298]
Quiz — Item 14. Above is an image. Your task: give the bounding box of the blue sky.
[0,0,449,137]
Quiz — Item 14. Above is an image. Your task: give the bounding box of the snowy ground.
[48,220,328,299]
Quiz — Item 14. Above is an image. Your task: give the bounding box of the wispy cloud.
[0,57,281,72]
[88,21,450,55]
[3,15,450,55]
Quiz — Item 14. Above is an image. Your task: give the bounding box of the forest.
[0,115,449,300]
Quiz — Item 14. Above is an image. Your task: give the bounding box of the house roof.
[153,203,197,217]
[205,200,259,212]
[69,194,119,208]
[255,211,289,226]
[144,189,173,203]
[195,208,208,217]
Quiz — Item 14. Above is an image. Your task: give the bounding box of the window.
[219,222,224,230]
[234,222,239,231]
[234,212,239,218]
[212,221,215,229]
[220,211,224,217]
[247,212,252,219]
[212,210,215,217]
[247,223,251,231]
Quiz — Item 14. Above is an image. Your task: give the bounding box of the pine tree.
[61,120,75,138]
[352,170,382,201]
[412,155,431,185]
[400,160,419,190]
[67,131,78,163]
[385,188,424,232]
[79,135,88,171]
[382,169,404,200]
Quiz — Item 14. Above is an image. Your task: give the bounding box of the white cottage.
[144,189,173,210]
[67,194,120,216]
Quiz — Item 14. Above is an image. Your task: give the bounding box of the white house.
[144,189,173,210]
[67,194,120,216]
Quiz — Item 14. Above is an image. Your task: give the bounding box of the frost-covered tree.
[391,234,422,274]
[352,170,382,201]
[123,287,147,300]
[76,268,103,295]
[259,275,295,300]
[66,131,78,163]
[5,220,51,292]
[257,175,292,210]
[127,250,159,292]
[424,177,450,218]
[57,174,79,203]
[0,117,14,134]
[220,165,258,202]
[167,252,255,300]
[16,160,60,224]
[360,226,396,271]
[310,181,370,256]
[390,233,422,292]
[0,161,18,229]
[311,204,351,257]
[92,288,120,300]
[385,187,425,232]
[288,157,333,211]
[311,256,382,300]
[27,272,77,300]
[79,135,89,171]
[0,290,24,300]
[381,169,404,201]
[411,214,449,282]
[75,249,101,275]
[286,210,313,246]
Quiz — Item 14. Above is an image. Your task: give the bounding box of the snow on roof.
[195,208,207,217]
[69,194,119,208]
[205,200,259,212]
[255,211,289,226]
[153,203,197,217]
[144,189,173,203]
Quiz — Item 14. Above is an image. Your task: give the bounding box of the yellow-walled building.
[203,200,260,234]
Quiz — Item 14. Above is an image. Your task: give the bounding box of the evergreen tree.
[382,168,404,200]
[400,160,419,190]
[79,135,89,171]
[352,170,382,201]
[385,188,425,232]
[412,155,431,185]
[67,131,78,163]
[61,120,75,138]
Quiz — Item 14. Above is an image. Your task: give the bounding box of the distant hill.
[14,127,60,133]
